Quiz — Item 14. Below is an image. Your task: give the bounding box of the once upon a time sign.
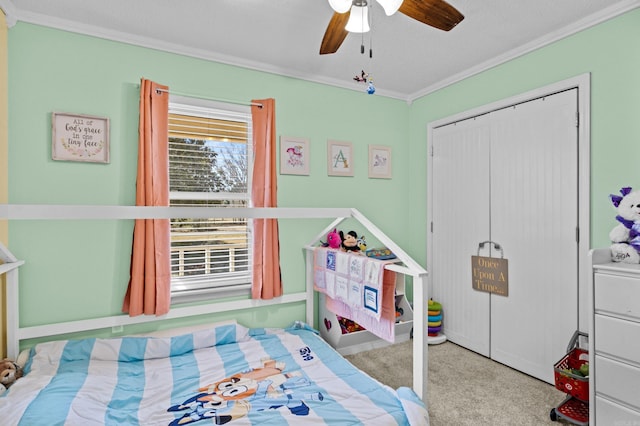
[52,112,110,163]
[471,255,509,296]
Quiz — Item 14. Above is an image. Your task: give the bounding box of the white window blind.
[168,99,252,300]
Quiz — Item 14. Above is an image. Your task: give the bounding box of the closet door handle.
[477,240,504,258]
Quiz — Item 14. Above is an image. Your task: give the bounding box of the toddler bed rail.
[0,241,25,363]
[0,205,429,403]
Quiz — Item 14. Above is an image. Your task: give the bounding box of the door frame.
[426,73,591,330]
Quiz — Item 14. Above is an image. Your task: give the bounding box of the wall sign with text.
[52,112,110,163]
[471,255,509,296]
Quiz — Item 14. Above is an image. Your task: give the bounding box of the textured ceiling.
[3,0,639,101]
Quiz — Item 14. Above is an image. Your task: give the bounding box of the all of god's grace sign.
[471,255,509,296]
[52,113,110,163]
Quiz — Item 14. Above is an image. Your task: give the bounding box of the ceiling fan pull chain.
[360,6,365,55]
[369,3,373,58]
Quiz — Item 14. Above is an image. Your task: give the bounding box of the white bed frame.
[0,205,429,404]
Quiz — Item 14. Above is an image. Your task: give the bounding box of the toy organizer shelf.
[319,272,414,356]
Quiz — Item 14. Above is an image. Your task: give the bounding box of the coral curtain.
[251,98,282,299]
[122,78,171,316]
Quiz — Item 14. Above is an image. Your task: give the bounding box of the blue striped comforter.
[0,322,427,425]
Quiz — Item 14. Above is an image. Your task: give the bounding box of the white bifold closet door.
[431,89,579,383]
[431,115,492,356]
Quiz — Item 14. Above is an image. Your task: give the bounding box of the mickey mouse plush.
[609,186,640,263]
[339,230,361,252]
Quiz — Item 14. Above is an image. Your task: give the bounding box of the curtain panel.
[122,78,171,316]
[251,99,282,299]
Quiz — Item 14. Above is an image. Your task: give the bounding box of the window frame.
[168,95,253,304]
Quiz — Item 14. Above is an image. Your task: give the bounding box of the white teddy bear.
[609,186,640,263]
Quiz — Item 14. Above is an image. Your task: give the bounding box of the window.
[168,96,252,302]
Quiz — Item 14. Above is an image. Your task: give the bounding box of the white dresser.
[589,249,640,425]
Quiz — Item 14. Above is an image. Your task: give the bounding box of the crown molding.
[4,0,637,104]
[7,3,409,102]
[0,0,17,27]
[408,0,640,102]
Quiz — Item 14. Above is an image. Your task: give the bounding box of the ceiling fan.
[320,0,464,55]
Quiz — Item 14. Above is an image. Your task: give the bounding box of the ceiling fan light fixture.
[375,0,402,16]
[345,5,370,33]
[328,0,352,14]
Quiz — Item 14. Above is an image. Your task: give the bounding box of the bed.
[0,320,426,425]
[0,205,429,425]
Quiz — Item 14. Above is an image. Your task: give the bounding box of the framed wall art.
[280,136,310,175]
[52,112,110,163]
[368,144,392,179]
[327,140,353,177]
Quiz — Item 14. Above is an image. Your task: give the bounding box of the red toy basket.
[553,396,589,424]
[553,335,589,402]
[551,331,589,424]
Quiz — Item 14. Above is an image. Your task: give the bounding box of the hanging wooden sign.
[471,255,509,296]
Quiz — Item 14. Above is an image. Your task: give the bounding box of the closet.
[428,88,580,383]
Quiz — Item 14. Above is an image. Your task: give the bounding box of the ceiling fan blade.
[399,0,464,31]
[320,11,350,55]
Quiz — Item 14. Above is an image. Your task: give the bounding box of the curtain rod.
[154,88,263,108]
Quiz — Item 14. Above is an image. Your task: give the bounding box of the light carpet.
[345,339,569,425]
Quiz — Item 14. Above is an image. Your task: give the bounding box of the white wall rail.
[0,204,352,220]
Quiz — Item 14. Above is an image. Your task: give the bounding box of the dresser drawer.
[594,315,640,365]
[594,273,640,320]
[595,355,640,410]
[596,396,640,424]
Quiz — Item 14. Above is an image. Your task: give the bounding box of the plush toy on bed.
[357,235,367,252]
[609,186,640,263]
[339,230,362,252]
[322,228,342,249]
[0,358,23,392]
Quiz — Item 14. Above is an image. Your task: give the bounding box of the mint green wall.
[8,8,640,335]
[8,23,410,331]
[407,8,640,263]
